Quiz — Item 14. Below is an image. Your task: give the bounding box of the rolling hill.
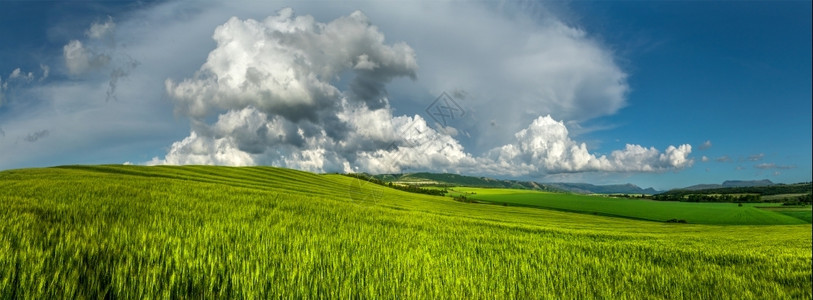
[0,165,810,298]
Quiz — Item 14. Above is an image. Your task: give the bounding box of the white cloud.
[9,68,34,81]
[1,68,39,108]
[481,116,693,175]
[63,40,110,75]
[698,140,712,150]
[153,9,421,172]
[149,7,691,178]
[701,155,709,162]
[371,2,629,149]
[86,16,116,39]
[39,64,50,81]
[165,8,416,120]
[62,18,138,101]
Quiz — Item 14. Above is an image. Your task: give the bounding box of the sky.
[0,0,810,190]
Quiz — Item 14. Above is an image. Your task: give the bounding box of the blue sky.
[0,1,809,190]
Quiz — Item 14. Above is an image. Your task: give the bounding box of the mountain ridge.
[368,173,794,195]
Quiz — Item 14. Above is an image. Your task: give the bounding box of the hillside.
[0,165,810,298]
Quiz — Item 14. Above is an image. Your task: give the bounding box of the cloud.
[9,68,34,81]
[701,155,709,162]
[755,163,795,170]
[39,64,50,81]
[154,9,421,171]
[149,8,692,178]
[86,16,115,39]
[716,155,732,162]
[377,2,630,149]
[106,59,140,101]
[744,153,764,162]
[62,17,138,101]
[698,140,712,150]
[23,130,49,143]
[165,8,416,121]
[63,40,110,75]
[481,116,692,174]
[1,67,39,107]
[1,1,692,177]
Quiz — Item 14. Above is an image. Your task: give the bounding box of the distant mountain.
[370,172,660,194]
[679,180,774,191]
[681,184,724,191]
[662,181,810,197]
[722,180,773,188]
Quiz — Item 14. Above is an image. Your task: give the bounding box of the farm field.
[0,165,811,298]
[757,206,813,223]
[448,187,810,225]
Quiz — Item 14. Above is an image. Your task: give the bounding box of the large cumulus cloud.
[150,8,692,177]
[152,8,433,172]
[165,8,416,121]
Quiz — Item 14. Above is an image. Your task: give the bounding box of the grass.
[448,187,809,225]
[0,165,811,298]
[757,206,813,223]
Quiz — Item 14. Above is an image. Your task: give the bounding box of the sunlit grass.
[0,165,810,298]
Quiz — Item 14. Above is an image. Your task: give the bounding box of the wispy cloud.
[716,155,732,162]
[755,163,795,170]
[23,130,49,143]
[697,140,712,150]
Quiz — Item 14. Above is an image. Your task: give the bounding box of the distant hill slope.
[371,172,553,191]
[681,180,775,191]
[370,172,659,194]
[664,181,811,196]
[723,180,774,187]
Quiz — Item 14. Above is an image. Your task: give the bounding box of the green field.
[757,206,813,223]
[0,165,811,298]
[449,187,809,225]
